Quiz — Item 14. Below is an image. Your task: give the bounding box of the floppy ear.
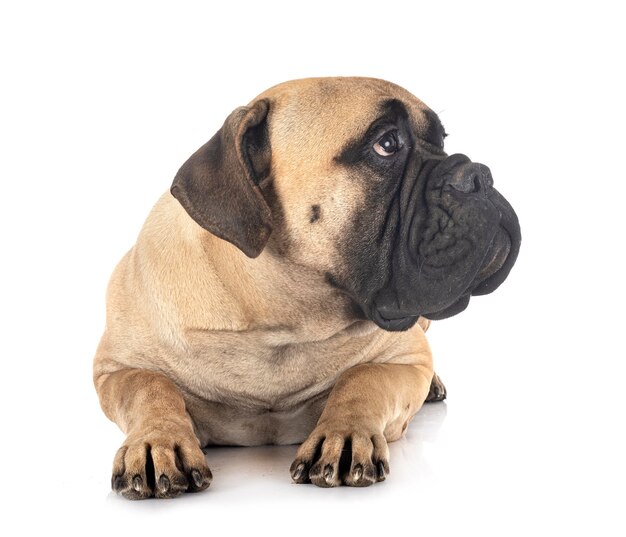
[170,99,272,258]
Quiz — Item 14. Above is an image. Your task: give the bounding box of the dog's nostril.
[468,173,482,193]
[448,165,492,194]
[449,171,480,193]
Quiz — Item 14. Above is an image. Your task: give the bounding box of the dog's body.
[94,78,520,498]
[96,191,433,446]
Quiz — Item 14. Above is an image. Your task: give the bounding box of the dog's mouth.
[367,155,521,331]
[370,226,514,330]
[370,309,420,332]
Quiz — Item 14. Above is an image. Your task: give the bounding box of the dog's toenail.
[292,463,306,481]
[377,461,387,479]
[323,464,334,482]
[158,475,170,491]
[191,470,203,487]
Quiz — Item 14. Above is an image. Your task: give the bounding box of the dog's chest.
[169,322,383,445]
[179,322,381,406]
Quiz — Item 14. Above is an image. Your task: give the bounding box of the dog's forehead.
[255,78,433,164]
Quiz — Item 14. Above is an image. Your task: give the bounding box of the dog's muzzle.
[371,154,521,331]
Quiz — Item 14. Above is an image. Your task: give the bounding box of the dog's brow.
[335,100,409,165]
[422,108,446,147]
[379,99,409,123]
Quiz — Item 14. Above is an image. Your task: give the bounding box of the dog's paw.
[425,372,447,402]
[111,426,212,500]
[290,424,390,488]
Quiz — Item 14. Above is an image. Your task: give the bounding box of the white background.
[1,1,624,535]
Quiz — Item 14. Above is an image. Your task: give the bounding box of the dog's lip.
[471,192,521,296]
[370,228,511,324]
[370,308,419,331]
[422,294,471,321]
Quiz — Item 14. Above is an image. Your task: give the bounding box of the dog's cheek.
[268,169,367,273]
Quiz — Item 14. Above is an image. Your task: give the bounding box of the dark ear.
[170,99,272,258]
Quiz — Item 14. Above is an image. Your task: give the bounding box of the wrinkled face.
[260,78,521,330]
[171,77,521,331]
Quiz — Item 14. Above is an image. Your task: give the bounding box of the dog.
[93,77,521,498]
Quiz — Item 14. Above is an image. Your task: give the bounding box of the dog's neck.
[200,230,360,337]
[137,193,375,344]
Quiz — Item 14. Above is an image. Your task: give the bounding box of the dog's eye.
[373,132,399,156]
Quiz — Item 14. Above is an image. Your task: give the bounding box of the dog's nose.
[447,162,494,194]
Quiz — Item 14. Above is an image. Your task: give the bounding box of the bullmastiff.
[93,77,521,498]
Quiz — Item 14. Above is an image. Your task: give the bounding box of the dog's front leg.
[96,369,212,499]
[290,361,433,487]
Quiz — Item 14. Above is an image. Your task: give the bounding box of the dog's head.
[171,77,521,330]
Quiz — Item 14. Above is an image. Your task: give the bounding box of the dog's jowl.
[93,77,520,498]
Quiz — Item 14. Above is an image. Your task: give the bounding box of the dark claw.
[323,464,334,482]
[377,461,387,480]
[292,463,306,481]
[158,474,170,492]
[112,475,124,491]
[352,464,363,482]
[132,475,143,491]
[191,470,203,488]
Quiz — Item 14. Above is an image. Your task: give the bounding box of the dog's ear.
[171,99,272,258]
